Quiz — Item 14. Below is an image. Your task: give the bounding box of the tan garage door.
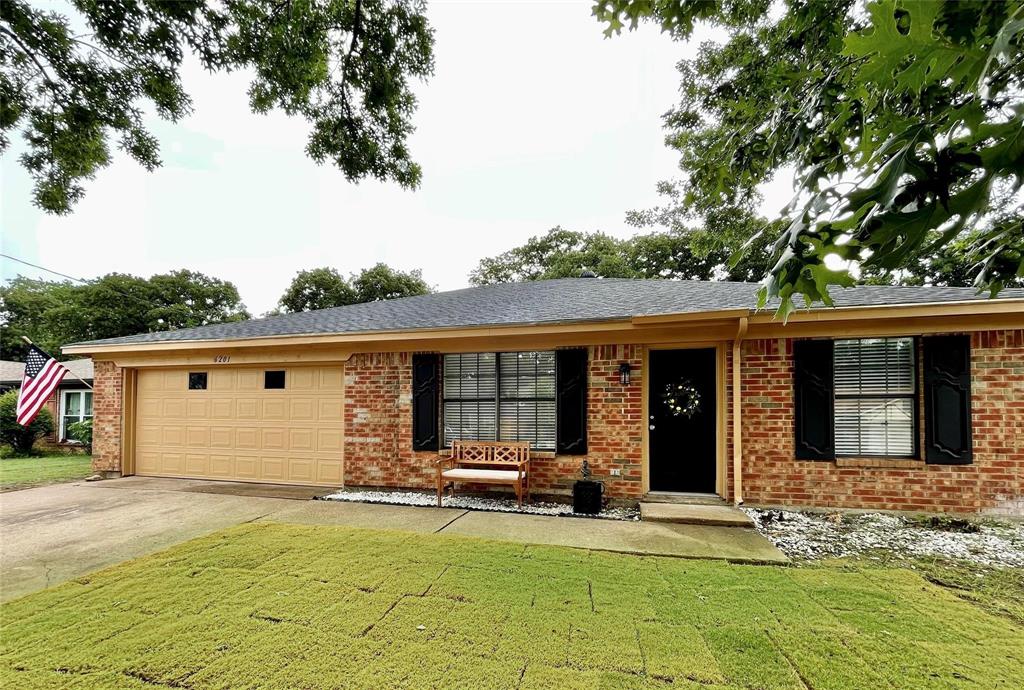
[135,366,344,486]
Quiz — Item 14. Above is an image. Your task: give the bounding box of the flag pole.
[20,336,94,390]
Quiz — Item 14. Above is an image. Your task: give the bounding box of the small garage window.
[188,372,208,390]
[264,370,286,389]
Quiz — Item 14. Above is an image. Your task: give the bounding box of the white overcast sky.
[1,1,793,316]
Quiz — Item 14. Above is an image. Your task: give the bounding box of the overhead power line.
[0,252,94,285]
[0,252,174,314]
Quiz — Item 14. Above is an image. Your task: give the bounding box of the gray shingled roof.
[0,358,93,383]
[66,278,1024,348]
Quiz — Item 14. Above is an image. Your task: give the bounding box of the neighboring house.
[0,358,94,448]
[63,279,1024,516]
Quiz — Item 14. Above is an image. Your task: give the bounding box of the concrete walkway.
[0,477,785,602]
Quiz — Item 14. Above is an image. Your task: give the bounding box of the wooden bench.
[436,440,531,507]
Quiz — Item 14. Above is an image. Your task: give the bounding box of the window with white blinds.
[499,351,557,451]
[442,351,556,450]
[833,337,916,457]
[443,353,497,444]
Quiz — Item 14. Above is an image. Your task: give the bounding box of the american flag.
[16,345,70,426]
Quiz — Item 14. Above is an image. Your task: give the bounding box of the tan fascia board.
[62,318,646,356]
[635,298,1024,327]
[746,311,1024,340]
[752,298,1024,324]
[744,299,1024,339]
[105,325,745,368]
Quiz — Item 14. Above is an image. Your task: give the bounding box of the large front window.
[61,389,93,443]
[833,337,916,457]
[443,351,556,450]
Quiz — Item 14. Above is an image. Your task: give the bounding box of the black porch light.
[618,362,631,386]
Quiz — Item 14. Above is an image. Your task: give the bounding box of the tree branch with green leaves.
[0,0,434,214]
[595,0,1024,317]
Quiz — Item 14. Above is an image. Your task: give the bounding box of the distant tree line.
[469,223,777,285]
[0,270,248,361]
[0,263,432,359]
[274,264,431,314]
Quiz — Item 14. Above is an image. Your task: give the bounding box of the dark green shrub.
[0,389,55,456]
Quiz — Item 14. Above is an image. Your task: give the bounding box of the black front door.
[648,348,717,493]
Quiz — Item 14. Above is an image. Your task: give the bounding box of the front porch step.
[643,492,728,506]
[639,502,753,527]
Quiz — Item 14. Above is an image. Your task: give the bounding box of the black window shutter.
[923,335,973,464]
[411,354,440,451]
[556,349,588,454]
[793,339,836,460]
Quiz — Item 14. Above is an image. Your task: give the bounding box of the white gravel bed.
[745,508,1024,567]
[320,489,640,521]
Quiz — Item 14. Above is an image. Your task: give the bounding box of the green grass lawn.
[2,524,1021,689]
[840,554,1024,627]
[0,454,92,491]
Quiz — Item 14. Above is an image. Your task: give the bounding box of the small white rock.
[321,489,638,521]
[744,507,1024,567]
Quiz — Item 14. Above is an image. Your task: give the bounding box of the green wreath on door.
[661,379,702,418]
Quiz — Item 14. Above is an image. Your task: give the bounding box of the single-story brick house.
[1,358,94,449]
[63,278,1024,516]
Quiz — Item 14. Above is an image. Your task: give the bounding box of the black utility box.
[573,480,604,514]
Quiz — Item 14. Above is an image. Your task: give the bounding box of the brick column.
[92,360,123,476]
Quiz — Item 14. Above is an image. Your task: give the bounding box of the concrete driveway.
[0,477,785,602]
[0,477,463,602]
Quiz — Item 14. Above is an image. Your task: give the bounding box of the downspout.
[732,317,748,505]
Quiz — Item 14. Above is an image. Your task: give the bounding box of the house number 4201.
[214,355,231,363]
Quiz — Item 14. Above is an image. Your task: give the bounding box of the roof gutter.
[631,308,752,325]
[635,297,1024,326]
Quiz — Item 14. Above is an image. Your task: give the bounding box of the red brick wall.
[342,346,645,499]
[343,352,436,489]
[734,330,1024,517]
[84,329,1022,515]
[91,360,122,475]
[530,345,644,499]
